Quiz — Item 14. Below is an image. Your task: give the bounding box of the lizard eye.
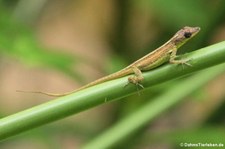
[184,32,192,38]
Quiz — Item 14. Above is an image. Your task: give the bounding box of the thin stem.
[0,41,225,141]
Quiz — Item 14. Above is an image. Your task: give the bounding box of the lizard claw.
[124,81,144,90]
[170,59,192,69]
[135,83,144,96]
[136,83,144,89]
[180,59,192,68]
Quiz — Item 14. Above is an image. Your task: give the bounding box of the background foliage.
[0,0,225,148]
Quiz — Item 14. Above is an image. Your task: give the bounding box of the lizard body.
[19,26,200,97]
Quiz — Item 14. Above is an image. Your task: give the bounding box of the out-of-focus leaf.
[0,6,84,81]
[138,0,209,28]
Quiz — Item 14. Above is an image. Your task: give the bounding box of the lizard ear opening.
[184,32,192,38]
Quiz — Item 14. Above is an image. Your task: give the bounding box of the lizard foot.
[170,59,192,69]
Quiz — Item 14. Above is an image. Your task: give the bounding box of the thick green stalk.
[0,41,225,140]
[83,63,225,149]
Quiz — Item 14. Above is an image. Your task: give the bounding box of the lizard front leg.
[169,48,191,66]
[127,66,144,88]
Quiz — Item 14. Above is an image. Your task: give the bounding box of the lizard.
[18,26,200,97]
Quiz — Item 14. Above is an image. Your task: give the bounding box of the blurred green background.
[0,0,225,148]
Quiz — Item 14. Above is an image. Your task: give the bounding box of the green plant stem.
[83,62,225,149]
[0,41,225,141]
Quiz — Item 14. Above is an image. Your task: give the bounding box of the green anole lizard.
[19,26,200,97]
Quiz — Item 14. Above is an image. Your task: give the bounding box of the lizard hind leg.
[126,66,144,89]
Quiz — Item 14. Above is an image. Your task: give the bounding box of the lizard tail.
[16,90,68,97]
[17,68,132,97]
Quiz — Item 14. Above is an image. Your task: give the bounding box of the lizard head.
[172,26,200,48]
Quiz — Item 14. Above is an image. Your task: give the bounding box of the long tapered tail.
[17,68,132,97]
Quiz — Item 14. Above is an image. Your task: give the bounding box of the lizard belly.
[141,54,170,71]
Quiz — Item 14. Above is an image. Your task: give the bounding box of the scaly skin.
[19,26,200,97]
